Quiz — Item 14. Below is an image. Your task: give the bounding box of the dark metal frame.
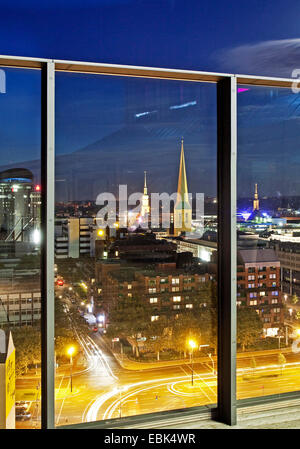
[0,55,298,429]
[217,76,237,425]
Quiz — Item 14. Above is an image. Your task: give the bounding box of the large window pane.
[0,67,41,428]
[55,73,218,425]
[237,84,300,400]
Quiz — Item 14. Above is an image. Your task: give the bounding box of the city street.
[15,327,300,428]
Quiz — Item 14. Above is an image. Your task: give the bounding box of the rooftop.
[238,248,279,264]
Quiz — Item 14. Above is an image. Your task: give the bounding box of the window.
[55,69,218,427]
[237,83,299,403]
[6,57,297,429]
[0,67,42,429]
[248,275,255,280]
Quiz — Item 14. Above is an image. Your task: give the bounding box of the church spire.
[253,183,259,211]
[173,138,192,236]
[144,170,147,195]
[177,138,189,203]
[141,171,150,218]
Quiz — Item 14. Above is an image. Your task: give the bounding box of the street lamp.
[67,346,75,393]
[114,386,128,418]
[208,353,215,375]
[188,339,197,386]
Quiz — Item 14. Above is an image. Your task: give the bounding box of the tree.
[292,294,299,305]
[106,295,151,357]
[11,326,40,376]
[237,307,263,351]
[144,316,172,360]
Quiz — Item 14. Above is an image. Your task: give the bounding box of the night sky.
[1,0,300,199]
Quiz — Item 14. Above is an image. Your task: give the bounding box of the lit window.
[172,278,179,285]
[150,297,158,304]
[186,304,193,309]
[151,315,159,322]
[173,296,181,302]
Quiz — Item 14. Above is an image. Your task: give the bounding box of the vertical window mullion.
[41,61,55,429]
[217,75,237,426]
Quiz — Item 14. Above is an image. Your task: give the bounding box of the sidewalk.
[112,347,291,371]
[17,360,89,381]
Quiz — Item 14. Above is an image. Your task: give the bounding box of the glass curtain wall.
[0,67,42,428]
[54,73,218,426]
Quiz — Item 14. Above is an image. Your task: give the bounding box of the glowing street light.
[188,339,197,386]
[97,229,104,237]
[67,346,75,392]
[296,329,300,337]
[68,286,72,291]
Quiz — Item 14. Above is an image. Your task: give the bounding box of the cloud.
[215,38,300,78]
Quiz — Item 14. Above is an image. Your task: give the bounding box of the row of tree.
[6,297,81,376]
[106,281,264,359]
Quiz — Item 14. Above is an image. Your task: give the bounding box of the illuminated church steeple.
[141,171,150,218]
[173,138,192,236]
[253,183,259,211]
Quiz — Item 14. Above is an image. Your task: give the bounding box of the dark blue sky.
[1,0,300,199]
[0,0,299,71]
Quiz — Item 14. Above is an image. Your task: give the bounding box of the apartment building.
[237,249,283,335]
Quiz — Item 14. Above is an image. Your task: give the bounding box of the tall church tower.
[141,171,150,218]
[253,183,259,211]
[173,139,192,236]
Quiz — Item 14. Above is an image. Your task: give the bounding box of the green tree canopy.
[237,307,264,351]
